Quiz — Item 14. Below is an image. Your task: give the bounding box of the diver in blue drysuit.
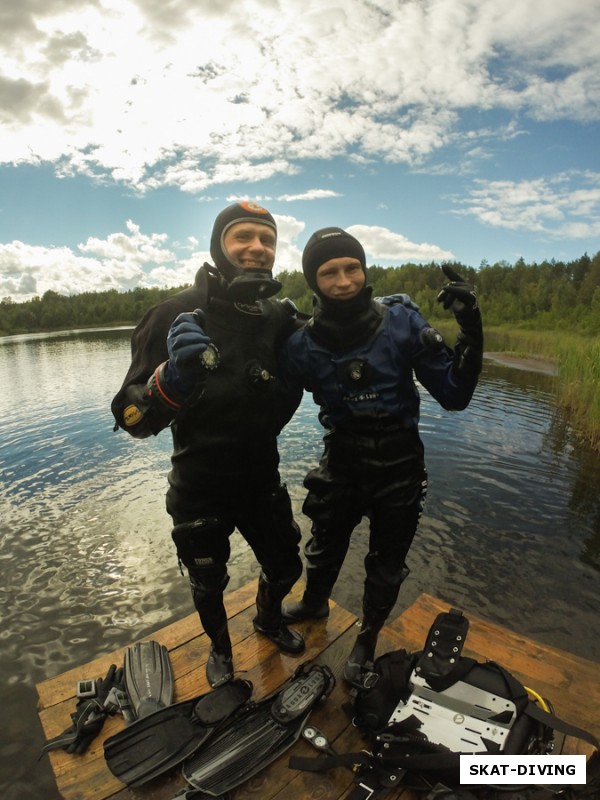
[277,227,484,683]
[111,202,306,689]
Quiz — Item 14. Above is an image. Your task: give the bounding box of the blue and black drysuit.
[277,286,481,643]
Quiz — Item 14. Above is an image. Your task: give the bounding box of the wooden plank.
[36,587,598,800]
[37,581,359,800]
[36,580,260,710]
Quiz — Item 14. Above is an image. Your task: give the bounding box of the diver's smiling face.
[223,222,276,271]
[316,257,366,300]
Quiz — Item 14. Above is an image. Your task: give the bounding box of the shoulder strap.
[525,701,599,751]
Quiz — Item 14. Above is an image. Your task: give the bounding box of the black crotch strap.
[414,608,470,690]
[289,752,405,800]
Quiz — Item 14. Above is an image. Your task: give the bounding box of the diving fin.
[182,663,335,797]
[124,640,174,719]
[103,678,253,786]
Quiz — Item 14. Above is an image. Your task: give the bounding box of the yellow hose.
[525,685,551,712]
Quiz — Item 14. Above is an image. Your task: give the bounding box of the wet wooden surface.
[37,584,598,799]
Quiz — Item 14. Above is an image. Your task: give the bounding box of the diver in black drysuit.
[112,202,305,688]
[277,227,483,683]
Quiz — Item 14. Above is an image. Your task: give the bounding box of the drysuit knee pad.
[303,484,360,531]
[171,518,230,571]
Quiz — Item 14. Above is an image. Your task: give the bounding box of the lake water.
[1,328,599,799]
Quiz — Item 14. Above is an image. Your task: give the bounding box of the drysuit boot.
[281,536,343,622]
[253,574,305,654]
[343,584,399,685]
[206,639,233,689]
[343,620,385,686]
[194,595,234,688]
[281,594,329,622]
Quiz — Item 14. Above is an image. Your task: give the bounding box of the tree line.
[1,251,599,336]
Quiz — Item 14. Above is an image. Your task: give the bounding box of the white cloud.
[0,220,187,301]
[78,220,174,263]
[278,189,342,202]
[453,170,600,237]
[0,241,118,299]
[272,214,305,274]
[0,0,598,191]
[347,225,455,263]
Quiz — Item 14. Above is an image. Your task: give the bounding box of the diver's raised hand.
[436,264,478,319]
[437,265,483,377]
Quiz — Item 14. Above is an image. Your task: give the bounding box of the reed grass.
[438,323,600,452]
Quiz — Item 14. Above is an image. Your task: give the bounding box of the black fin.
[103,678,253,786]
[124,640,174,719]
[183,663,335,796]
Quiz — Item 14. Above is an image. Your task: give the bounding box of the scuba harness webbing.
[290,609,599,800]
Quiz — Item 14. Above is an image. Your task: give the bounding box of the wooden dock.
[36,583,599,800]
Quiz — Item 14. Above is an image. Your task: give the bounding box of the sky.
[1,0,599,302]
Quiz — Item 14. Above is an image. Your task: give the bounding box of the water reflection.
[0,331,599,799]
[543,407,600,569]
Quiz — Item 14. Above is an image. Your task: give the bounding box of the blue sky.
[1,0,599,301]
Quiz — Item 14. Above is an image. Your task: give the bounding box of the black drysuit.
[111,265,303,599]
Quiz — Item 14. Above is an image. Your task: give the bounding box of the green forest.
[1,250,599,335]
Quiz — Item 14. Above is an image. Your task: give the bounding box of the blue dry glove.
[375,293,420,312]
[164,309,212,394]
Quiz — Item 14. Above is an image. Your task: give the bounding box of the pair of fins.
[182,663,335,797]
[104,661,335,793]
[104,678,253,786]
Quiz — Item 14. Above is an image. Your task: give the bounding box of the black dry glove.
[437,264,483,377]
[437,264,480,330]
[41,664,125,756]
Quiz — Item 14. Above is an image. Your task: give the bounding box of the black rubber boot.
[343,621,384,686]
[282,595,329,622]
[190,580,234,688]
[205,625,234,688]
[253,574,305,654]
[282,534,345,622]
[343,571,408,686]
